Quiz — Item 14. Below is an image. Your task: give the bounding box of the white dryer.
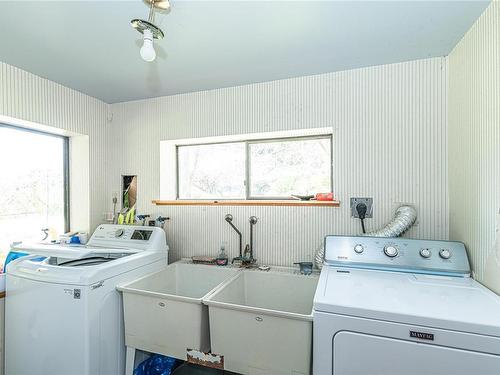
[313,235,500,375]
[5,224,168,375]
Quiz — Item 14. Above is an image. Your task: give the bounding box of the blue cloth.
[134,355,180,375]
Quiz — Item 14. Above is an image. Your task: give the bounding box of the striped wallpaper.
[449,0,500,286]
[110,57,449,266]
[0,62,111,230]
[0,14,495,282]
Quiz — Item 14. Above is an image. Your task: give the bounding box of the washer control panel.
[324,235,470,276]
[87,224,167,252]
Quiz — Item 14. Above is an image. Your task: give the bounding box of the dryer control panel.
[324,236,470,276]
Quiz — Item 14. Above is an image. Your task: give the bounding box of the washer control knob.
[384,245,399,258]
[439,249,452,259]
[354,244,364,254]
[420,248,431,258]
[115,229,124,238]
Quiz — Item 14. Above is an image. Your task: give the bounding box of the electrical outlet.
[350,197,373,218]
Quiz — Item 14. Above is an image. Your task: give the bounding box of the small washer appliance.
[5,224,169,375]
[313,235,500,375]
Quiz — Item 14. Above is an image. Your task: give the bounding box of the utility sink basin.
[117,263,238,360]
[203,270,319,375]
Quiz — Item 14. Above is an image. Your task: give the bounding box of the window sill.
[152,200,340,207]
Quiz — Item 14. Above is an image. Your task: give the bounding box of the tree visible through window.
[177,135,332,199]
[178,143,246,199]
[0,125,68,258]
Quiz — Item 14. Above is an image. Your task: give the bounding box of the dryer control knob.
[354,244,364,254]
[420,248,431,258]
[115,229,124,238]
[384,245,398,258]
[439,249,452,259]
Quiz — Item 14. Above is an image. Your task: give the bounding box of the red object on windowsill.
[315,192,334,201]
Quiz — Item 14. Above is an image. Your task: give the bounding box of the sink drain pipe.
[314,205,418,269]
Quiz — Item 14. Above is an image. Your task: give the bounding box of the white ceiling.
[0,1,490,103]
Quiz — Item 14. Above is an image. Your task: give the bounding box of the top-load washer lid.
[314,266,500,337]
[56,252,132,267]
[12,242,136,260]
[12,243,99,260]
[6,249,165,286]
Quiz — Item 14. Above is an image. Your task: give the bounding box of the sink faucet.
[226,214,258,266]
[225,214,242,260]
[248,216,258,262]
[241,216,258,266]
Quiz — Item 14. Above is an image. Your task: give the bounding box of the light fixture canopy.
[131,0,169,62]
[131,19,164,40]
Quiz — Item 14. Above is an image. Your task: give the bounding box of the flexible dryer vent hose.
[363,205,417,238]
[314,205,418,270]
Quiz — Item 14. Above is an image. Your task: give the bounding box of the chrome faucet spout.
[225,214,243,258]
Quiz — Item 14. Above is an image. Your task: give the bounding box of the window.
[0,125,69,256]
[178,143,246,199]
[177,135,332,199]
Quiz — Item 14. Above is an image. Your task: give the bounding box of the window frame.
[175,134,333,200]
[0,123,70,232]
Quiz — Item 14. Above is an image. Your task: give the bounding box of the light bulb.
[140,29,156,62]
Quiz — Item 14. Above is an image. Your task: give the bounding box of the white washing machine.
[5,224,168,375]
[313,235,500,375]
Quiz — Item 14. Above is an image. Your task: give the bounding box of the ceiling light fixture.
[131,0,169,62]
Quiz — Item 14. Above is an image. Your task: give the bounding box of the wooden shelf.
[152,199,340,207]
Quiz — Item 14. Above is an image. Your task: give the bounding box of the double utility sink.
[118,262,319,375]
